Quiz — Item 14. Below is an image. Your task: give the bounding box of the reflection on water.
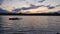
[0,16,60,34]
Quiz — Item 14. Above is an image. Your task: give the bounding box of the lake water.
[0,16,60,34]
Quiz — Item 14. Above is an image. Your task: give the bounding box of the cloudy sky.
[0,0,60,13]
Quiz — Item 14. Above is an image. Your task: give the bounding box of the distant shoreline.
[0,13,60,16]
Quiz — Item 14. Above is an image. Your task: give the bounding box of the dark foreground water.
[0,16,60,34]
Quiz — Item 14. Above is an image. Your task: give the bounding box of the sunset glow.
[0,0,60,13]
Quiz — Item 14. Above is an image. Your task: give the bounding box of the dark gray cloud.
[30,4,40,9]
[12,4,60,13]
[0,8,8,13]
[55,5,60,7]
[48,6,55,9]
[12,7,32,13]
[38,0,45,3]
[12,8,21,13]
[46,4,60,9]
[30,4,36,7]
[13,4,41,13]
[0,0,4,5]
[13,7,31,13]
[46,5,55,9]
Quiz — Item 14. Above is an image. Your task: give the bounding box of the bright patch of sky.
[0,0,60,12]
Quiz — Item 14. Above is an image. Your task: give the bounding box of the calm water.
[0,16,60,34]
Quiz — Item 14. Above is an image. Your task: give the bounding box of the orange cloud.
[0,5,14,12]
[19,6,60,14]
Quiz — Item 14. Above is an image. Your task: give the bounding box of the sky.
[0,0,60,13]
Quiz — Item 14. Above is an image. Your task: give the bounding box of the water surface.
[0,16,60,34]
